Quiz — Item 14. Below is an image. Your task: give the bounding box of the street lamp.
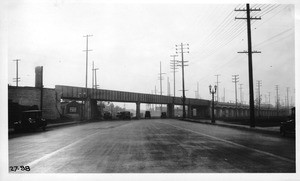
[209,85,217,124]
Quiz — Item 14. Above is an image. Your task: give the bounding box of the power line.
[195,19,245,58]
[252,4,286,29]
[194,9,235,48]
[191,4,244,57]
[254,27,293,48]
[192,20,247,62]
[191,4,284,65]
[196,4,279,61]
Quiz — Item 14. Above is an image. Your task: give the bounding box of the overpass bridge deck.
[55,85,210,107]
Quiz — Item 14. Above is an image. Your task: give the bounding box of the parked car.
[161,112,167,119]
[280,119,295,136]
[280,107,295,136]
[14,110,47,132]
[103,111,112,120]
[145,111,151,119]
[116,111,131,120]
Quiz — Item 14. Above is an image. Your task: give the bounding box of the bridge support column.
[167,104,174,118]
[84,98,92,120]
[136,102,140,119]
[90,99,98,119]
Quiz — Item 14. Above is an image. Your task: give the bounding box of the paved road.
[9,119,295,173]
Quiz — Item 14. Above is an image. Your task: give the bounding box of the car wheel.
[42,126,46,131]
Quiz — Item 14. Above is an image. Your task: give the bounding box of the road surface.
[9,119,295,173]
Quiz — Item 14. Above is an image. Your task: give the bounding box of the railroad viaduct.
[55,85,211,119]
[8,66,287,121]
[9,84,287,121]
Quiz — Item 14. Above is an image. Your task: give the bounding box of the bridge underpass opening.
[102,102,137,119]
[103,102,172,119]
[59,98,92,121]
[141,103,169,118]
[60,98,209,121]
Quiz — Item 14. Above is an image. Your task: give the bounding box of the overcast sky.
[5,0,297,108]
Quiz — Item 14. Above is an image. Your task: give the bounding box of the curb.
[181,118,280,136]
[46,121,79,128]
[9,121,80,133]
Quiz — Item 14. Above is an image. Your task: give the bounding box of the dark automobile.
[280,107,295,136]
[280,120,295,136]
[145,111,151,119]
[116,111,131,120]
[103,111,112,120]
[161,112,167,119]
[14,110,47,132]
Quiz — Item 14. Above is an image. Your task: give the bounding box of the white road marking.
[157,121,295,164]
[26,132,107,168]
[24,121,135,169]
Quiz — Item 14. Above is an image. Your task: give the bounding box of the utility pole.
[268,92,271,109]
[92,61,95,89]
[197,82,200,99]
[195,82,200,99]
[92,61,99,89]
[158,61,166,113]
[92,61,99,99]
[215,74,221,102]
[94,67,99,89]
[167,77,171,96]
[235,4,261,127]
[83,35,93,94]
[13,59,21,87]
[284,96,287,109]
[232,75,239,119]
[176,43,189,119]
[264,94,267,104]
[239,84,243,104]
[223,88,226,102]
[290,88,294,107]
[170,55,178,97]
[275,85,279,116]
[256,80,262,117]
[286,87,289,110]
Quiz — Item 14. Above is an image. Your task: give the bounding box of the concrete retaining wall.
[8,86,61,120]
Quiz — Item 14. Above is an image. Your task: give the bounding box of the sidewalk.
[8,121,79,133]
[182,118,281,135]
